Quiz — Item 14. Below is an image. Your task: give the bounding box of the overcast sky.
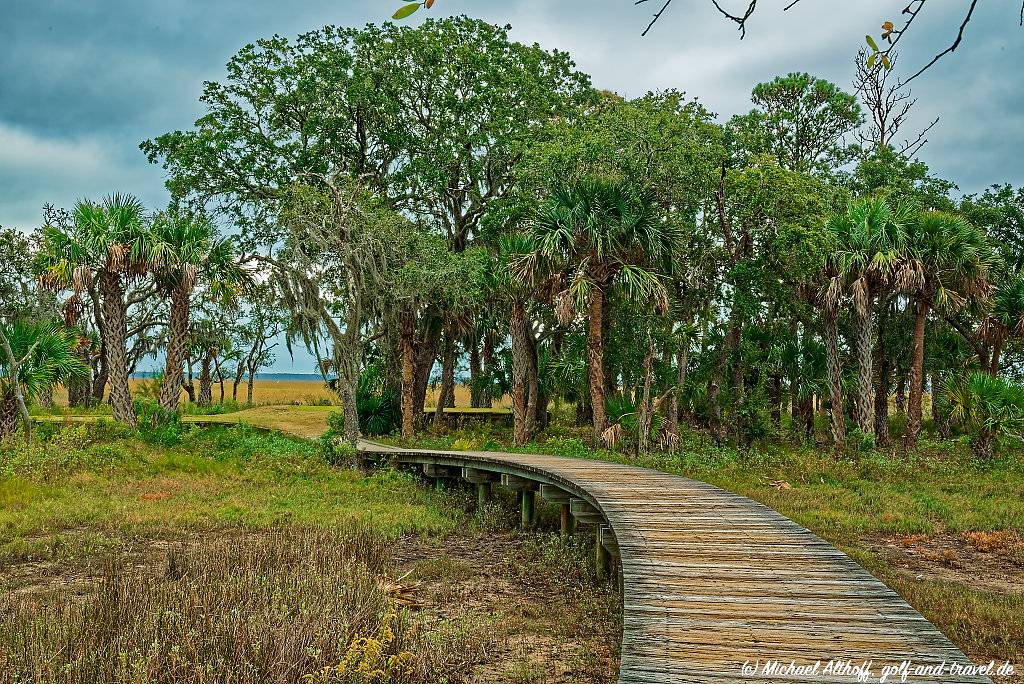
[2,0,1021,372]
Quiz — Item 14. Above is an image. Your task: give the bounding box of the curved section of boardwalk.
[361,441,990,684]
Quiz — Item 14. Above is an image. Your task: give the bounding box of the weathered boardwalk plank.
[361,441,991,684]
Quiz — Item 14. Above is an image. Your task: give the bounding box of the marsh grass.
[0,526,431,684]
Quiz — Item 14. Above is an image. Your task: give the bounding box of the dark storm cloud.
[1,1,1021,369]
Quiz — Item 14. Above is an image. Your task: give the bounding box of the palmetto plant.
[902,211,993,446]
[36,194,152,427]
[826,198,913,436]
[944,371,1024,460]
[150,211,250,412]
[0,320,88,440]
[982,273,1024,376]
[521,177,676,444]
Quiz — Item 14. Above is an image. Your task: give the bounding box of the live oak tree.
[142,18,589,419]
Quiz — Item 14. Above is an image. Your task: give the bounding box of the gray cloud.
[2,0,1021,370]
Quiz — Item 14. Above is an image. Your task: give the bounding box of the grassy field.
[17,383,1023,680]
[0,421,620,683]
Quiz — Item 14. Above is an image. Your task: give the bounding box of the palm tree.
[903,211,993,446]
[981,274,1024,376]
[523,178,675,444]
[0,320,88,441]
[945,371,1024,460]
[37,194,153,427]
[827,199,912,437]
[150,211,249,413]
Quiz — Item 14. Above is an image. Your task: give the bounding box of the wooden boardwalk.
[361,441,992,684]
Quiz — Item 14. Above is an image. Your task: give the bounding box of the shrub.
[944,372,1024,460]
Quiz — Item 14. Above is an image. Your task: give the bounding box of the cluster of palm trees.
[0,194,249,439]
[824,199,995,450]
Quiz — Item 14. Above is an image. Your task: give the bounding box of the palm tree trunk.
[511,301,530,446]
[989,331,1005,376]
[159,285,191,412]
[0,390,18,440]
[854,298,875,436]
[823,307,846,449]
[587,287,607,444]
[906,299,928,447]
[98,272,137,427]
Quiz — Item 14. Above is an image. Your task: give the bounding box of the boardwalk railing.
[361,440,992,684]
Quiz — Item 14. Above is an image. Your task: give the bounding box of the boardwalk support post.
[502,474,539,528]
[569,498,604,526]
[560,503,574,536]
[463,467,499,510]
[540,484,575,536]
[423,463,458,492]
[521,490,535,528]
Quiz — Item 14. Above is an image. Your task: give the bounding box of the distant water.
[132,372,324,382]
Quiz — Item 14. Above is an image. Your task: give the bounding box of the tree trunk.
[400,308,416,439]
[245,369,254,405]
[158,285,191,412]
[906,300,928,447]
[854,297,875,436]
[525,320,539,440]
[98,272,137,427]
[895,372,907,415]
[973,429,994,461]
[823,307,846,450]
[184,359,196,403]
[469,332,482,408]
[481,332,495,408]
[198,349,214,407]
[587,288,608,445]
[637,335,656,454]
[511,301,530,446]
[68,339,92,408]
[667,337,689,441]
[874,340,891,448]
[0,390,18,440]
[412,314,442,429]
[989,332,1004,376]
[336,345,360,448]
[89,286,108,406]
[232,364,244,402]
[768,375,782,427]
[709,311,741,443]
[434,332,456,421]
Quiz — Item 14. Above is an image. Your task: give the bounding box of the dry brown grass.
[0,527,462,684]
[49,380,509,409]
[188,405,336,439]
